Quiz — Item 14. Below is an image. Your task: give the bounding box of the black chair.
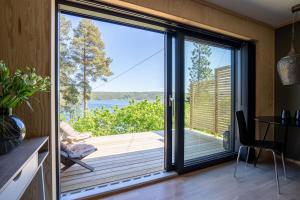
[234,110,286,194]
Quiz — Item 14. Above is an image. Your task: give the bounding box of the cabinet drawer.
[0,153,38,200]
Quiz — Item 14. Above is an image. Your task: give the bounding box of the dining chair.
[234,110,286,194]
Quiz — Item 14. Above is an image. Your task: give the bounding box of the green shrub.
[72,97,165,136]
[184,102,190,128]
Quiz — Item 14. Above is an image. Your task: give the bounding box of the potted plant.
[0,61,50,155]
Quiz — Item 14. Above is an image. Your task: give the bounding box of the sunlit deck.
[61,130,225,193]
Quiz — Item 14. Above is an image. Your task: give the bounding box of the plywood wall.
[0,0,55,199]
[101,0,275,117]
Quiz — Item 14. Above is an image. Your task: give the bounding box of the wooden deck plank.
[62,149,163,171]
[83,148,163,163]
[63,141,222,177]
[62,166,164,192]
[62,143,224,179]
[61,163,164,192]
[61,159,164,183]
[61,130,226,193]
[62,151,163,177]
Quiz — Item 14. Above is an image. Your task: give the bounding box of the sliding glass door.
[184,36,233,163]
[174,33,236,172]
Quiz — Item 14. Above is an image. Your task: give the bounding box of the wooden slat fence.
[189,65,231,136]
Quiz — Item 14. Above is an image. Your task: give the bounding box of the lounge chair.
[60,142,97,172]
[60,121,91,143]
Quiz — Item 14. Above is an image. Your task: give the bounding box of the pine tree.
[187,43,212,102]
[59,15,80,117]
[72,19,112,112]
[189,43,212,84]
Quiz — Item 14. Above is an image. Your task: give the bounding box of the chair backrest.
[236,110,254,146]
[60,121,77,137]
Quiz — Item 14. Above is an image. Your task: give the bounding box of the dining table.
[254,116,300,165]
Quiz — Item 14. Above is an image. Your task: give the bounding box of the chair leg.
[60,157,75,172]
[281,153,287,180]
[254,149,260,167]
[234,146,243,177]
[246,147,250,166]
[272,151,280,194]
[72,159,95,172]
[61,165,72,172]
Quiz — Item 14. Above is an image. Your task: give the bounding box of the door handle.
[168,95,175,116]
[168,95,174,107]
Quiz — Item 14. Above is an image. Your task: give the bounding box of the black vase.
[281,109,291,120]
[0,108,26,155]
[295,110,300,120]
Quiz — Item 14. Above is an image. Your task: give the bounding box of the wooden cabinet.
[0,137,48,200]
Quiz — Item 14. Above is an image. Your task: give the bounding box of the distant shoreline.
[91,91,164,100]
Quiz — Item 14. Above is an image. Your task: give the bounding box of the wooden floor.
[99,159,300,200]
[61,130,224,193]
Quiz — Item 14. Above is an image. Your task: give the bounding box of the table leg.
[254,122,270,167]
[284,125,288,156]
[281,125,289,176]
[38,164,45,200]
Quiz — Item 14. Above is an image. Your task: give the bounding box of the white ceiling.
[203,0,300,28]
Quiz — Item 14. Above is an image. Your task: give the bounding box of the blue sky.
[63,14,231,92]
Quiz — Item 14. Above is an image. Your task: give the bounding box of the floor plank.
[98,159,300,200]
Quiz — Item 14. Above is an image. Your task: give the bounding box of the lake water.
[62,99,131,121]
[88,99,163,110]
[88,99,130,111]
[62,99,163,120]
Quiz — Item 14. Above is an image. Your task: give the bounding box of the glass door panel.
[183,37,233,163]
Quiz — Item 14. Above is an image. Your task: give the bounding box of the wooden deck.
[61,130,225,193]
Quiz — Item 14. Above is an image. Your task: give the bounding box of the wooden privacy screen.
[189,66,231,136]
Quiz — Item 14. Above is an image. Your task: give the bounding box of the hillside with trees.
[91,91,164,100]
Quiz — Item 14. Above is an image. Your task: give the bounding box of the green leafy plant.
[60,97,192,136]
[0,61,50,109]
[71,97,164,136]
